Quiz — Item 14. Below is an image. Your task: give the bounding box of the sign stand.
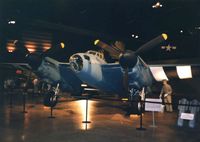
[150,111,157,127]
[145,98,162,128]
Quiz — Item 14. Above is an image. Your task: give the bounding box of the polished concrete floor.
[0,93,199,142]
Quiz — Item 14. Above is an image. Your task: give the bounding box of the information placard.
[145,98,162,112]
[180,113,194,120]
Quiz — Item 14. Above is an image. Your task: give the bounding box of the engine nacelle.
[69,54,83,72]
[119,50,138,69]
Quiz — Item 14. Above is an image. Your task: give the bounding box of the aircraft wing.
[0,62,37,78]
[147,58,200,81]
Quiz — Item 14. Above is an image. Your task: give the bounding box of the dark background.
[0,0,200,61]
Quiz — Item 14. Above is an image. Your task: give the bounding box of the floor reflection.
[76,99,95,130]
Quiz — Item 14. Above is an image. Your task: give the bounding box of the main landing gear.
[125,88,142,115]
[127,88,146,130]
[43,83,60,108]
[43,83,60,118]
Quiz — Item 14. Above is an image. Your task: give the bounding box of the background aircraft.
[0,41,83,107]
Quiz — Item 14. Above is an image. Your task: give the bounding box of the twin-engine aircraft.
[69,34,168,98]
[0,41,83,107]
[2,34,198,110]
[68,33,200,113]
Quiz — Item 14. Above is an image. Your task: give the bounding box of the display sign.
[145,98,162,112]
[180,113,194,120]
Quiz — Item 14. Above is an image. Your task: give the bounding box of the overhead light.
[180,30,183,33]
[6,40,16,52]
[152,2,163,8]
[7,47,15,53]
[131,34,139,39]
[8,20,16,24]
[27,48,36,53]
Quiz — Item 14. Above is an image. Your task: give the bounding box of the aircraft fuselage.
[69,50,153,96]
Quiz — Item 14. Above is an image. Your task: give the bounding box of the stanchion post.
[136,99,146,131]
[22,92,28,113]
[48,106,55,119]
[9,91,13,108]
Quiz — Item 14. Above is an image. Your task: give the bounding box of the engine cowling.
[119,50,138,69]
[69,54,83,72]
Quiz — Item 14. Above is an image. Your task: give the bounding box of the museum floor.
[0,93,199,142]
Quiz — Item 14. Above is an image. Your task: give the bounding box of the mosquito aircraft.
[69,34,168,96]
[2,34,198,110]
[69,34,191,113]
[68,33,200,113]
[0,41,83,107]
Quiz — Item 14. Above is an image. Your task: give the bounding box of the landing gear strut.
[43,83,60,108]
[125,89,141,115]
[129,88,146,130]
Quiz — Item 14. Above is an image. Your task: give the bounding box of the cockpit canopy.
[86,50,104,60]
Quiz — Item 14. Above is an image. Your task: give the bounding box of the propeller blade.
[135,33,168,55]
[112,41,125,53]
[43,42,65,57]
[14,40,30,57]
[14,40,43,69]
[94,40,123,59]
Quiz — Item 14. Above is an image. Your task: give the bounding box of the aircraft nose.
[69,54,83,72]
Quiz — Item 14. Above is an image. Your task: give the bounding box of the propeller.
[13,40,42,70]
[94,33,168,95]
[14,40,65,70]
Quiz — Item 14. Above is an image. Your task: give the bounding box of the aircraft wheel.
[125,95,141,115]
[43,91,58,107]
